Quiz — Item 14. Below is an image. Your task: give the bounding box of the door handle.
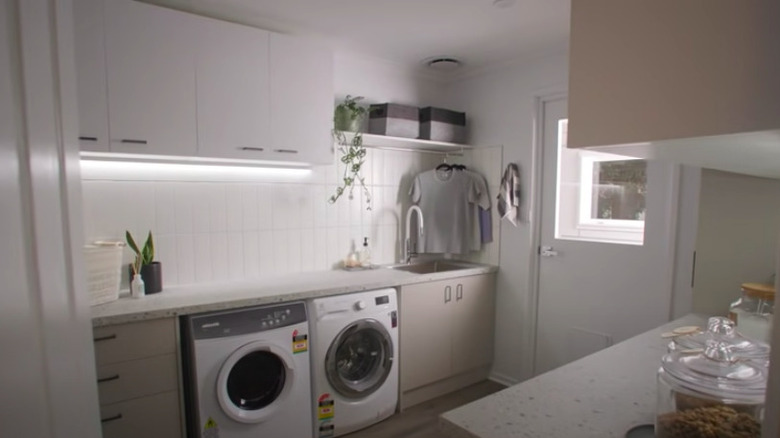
[444,285,452,303]
[540,246,558,257]
[456,284,463,301]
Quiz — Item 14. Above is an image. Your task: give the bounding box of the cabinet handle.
[93,334,116,342]
[240,147,265,152]
[120,139,148,145]
[79,136,98,142]
[273,149,298,154]
[97,374,120,384]
[101,413,123,423]
[444,285,452,303]
[456,284,463,301]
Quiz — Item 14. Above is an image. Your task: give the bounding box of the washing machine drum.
[217,341,295,423]
[326,318,394,399]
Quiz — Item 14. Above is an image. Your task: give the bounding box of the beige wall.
[693,169,780,316]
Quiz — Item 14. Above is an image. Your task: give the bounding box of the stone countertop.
[90,262,497,327]
[440,314,708,438]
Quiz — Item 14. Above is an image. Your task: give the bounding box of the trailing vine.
[329,95,372,210]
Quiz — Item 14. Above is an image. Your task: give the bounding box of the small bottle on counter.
[131,273,145,299]
[729,282,774,343]
[360,237,371,267]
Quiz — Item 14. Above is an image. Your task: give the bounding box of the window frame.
[555,119,646,246]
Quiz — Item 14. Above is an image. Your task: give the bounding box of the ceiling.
[144,0,571,78]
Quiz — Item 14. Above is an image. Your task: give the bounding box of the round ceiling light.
[425,57,462,72]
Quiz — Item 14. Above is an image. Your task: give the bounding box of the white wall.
[693,169,780,316]
[446,52,569,384]
[81,52,500,289]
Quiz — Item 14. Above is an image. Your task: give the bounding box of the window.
[555,119,646,245]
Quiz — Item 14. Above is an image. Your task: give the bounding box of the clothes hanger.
[436,154,452,171]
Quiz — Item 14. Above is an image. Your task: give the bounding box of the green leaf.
[126,231,141,255]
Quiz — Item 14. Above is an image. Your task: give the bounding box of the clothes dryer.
[181,302,312,438]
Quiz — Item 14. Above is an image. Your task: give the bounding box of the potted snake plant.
[126,230,163,294]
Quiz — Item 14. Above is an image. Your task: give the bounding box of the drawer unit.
[92,318,182,438]
[100,391,181,438]
[93,317,175,365]
[96,354,178,405]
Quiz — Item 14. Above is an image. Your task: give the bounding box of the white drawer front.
[100,391,181,438]
[93,318,176,365]
[97,353,178,405]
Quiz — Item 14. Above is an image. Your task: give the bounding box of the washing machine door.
[216,341,295,423]
[325,318,394,399]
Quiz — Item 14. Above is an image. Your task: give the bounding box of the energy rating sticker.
[292,329,308,354]
[317,393,334,420]
[318,420,335,438]
[203,417,219,438]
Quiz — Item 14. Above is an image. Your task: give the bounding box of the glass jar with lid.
[668,316,770,367]
[729,282,775,343]
[656,338,767,438]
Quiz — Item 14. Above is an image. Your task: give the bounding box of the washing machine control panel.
[189,302,307,339]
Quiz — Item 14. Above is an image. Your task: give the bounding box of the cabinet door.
[269,33,334,164]
[196,17,270,160]
[451,274,496,375]
[568,1,780,149]
[73,0,109,151]
[104,0,196,156]
[399,280,453,391]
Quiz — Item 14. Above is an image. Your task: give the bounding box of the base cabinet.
[399,273,496,409]
[92,318,182,438]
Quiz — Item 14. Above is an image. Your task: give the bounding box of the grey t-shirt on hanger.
[410,168,482,254]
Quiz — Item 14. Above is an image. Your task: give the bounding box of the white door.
[533,97,678,375]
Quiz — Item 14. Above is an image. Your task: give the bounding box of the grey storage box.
[368,103,419,138]
[419,107,466,143]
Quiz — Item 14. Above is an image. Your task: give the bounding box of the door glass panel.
[335,328,383,382]
[326,320,392,398]
[226,351,285,410]
[591,160,647,220]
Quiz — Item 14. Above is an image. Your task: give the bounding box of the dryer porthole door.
[325,318,394,399]
[216,341,295,423]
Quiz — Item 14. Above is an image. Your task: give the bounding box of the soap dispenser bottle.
[360,237,371,267]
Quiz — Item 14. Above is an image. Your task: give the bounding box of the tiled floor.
[344,380,506,438]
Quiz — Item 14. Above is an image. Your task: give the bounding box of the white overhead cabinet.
[73,0,109,152]
[73,0,333,164]
[269,33,334,164]
[195,18,270,160]
[104,0,197,156]
[567,1,780,178]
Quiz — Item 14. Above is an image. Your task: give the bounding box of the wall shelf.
[340,132,476,155]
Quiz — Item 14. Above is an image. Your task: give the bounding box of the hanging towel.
[497,163,521,226]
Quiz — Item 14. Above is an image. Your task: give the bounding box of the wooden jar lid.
[741,282,775,301]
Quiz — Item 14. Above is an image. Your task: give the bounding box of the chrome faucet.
[404,206,424,264]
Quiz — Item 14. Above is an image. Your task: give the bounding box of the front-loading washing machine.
[181,301,312,438]
[308,288,398,438]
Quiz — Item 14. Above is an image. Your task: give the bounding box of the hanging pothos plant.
[329,95,372,210]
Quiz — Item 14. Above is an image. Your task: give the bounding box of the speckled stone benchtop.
[91,262,497,327]
[440,314,707,438]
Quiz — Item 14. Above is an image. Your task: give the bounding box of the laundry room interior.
[5,1,780,438]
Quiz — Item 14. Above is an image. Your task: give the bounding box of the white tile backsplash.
[81,147,501,288]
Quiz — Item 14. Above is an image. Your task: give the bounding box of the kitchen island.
[440,314,707,438]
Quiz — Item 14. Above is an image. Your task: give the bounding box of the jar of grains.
[656,337,767,438]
